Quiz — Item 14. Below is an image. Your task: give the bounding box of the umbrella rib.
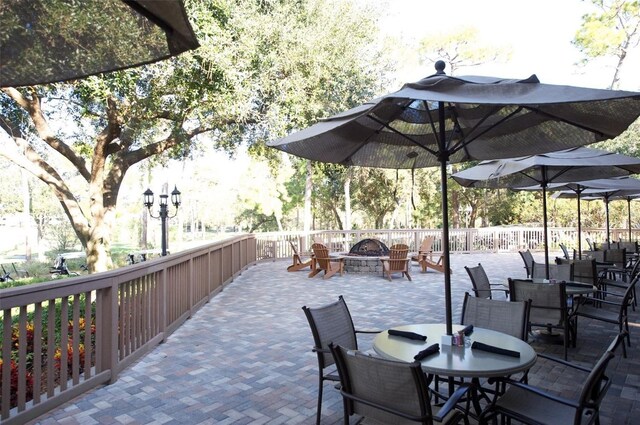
[449,106,524,158]
[366,114,439,157]
[522,105,607,137]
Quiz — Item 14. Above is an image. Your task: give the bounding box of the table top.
[373,324,537,378]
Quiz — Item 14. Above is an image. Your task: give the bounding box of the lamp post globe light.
[143,186,181,256]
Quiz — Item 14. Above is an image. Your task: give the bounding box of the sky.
[380,0,640,91]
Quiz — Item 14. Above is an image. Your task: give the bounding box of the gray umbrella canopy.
[451,148,640,272]
[1,0,200,87]
[551,177,640,245]
[268,61,640,335]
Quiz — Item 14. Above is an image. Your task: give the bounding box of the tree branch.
[2,87,91,181]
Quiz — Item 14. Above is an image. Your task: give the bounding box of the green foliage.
[417,26,512,75]
[574,0,639,58]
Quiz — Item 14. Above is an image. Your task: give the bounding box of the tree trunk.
[21,169,32,260]
[304,160,312,233]
[344,169,351,231]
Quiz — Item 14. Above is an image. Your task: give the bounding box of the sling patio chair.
[309,242,344,279]
[572,277,637,358]
[329,343,471,425]
[452,293,531,405]
[560,242,571,260]
[302,296,380,425]
[286,240,314,272]
[531,261,573,282]
[380,243,412,281]
[464,263,509,299]
[508,278,576,360]
[518,249,534,278]
[479,332,625,425]
[411,236,450,274]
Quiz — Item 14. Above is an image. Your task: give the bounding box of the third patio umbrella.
[268,61,640,335]
[551,176,640,246]
[451,148,640,276]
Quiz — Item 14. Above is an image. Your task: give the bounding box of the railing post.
[189,256,194,316]
[159,268,167,342]
[96,282,118,384]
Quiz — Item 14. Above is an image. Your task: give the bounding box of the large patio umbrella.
[551,177,640,245]
[268,61,640,335]
[1,0,200,87]
[451,148,640,275]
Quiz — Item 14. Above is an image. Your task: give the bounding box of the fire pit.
[348,238,390,257]
[341,238,392,274]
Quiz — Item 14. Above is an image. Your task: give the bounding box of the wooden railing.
[0,235,256,425]
[1,225,635,423]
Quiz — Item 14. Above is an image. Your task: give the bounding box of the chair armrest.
[489,284,510,293]
[355,329,382,334]
[577,295,625,307]
[432,384,472,422]
[536,353,592,373]
[312,346,330,354]
[490,377,580,408]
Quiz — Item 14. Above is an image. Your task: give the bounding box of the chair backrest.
[302,296,358,370]
[619,241,638,254]
[464,263,492,299]
[329,344,437,424]
[559,258,598,287]
[461,292,530,340]
[559,243,570,260]
[418,236,434,253]
[576,333,625,418]
[519,250,534,278]
[289,240,300,256]
[311,243,331,269]
[531,262,572,282]
[584,250,605,262]
[586,237,594,251]
[387,244,409,270]
[604,248,626,267]
[508,278,567,326]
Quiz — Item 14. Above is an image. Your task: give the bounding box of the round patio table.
[373,324,536,378]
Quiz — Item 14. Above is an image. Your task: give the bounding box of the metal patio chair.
[479,332,625,425]
[508,278,575,360]
[464,263,508,299]
[329,343,470,424]
[302,296,379,425]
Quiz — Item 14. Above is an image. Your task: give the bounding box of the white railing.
[253,226,636,260]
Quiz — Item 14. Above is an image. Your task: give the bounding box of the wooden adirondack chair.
[287,241,314,272]
[380,244,411,281]
[411,236,450,274]
[309,243,344,279]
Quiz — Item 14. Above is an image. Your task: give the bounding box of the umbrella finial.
[435,60,446,74]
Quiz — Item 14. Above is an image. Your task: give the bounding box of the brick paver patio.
[29,252,640,424]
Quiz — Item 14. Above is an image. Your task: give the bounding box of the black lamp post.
[143,186,181,256]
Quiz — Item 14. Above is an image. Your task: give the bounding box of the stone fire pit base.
[340,255,414,274]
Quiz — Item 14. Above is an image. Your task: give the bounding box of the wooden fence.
[1,226,636,423]
[0,235,256,425]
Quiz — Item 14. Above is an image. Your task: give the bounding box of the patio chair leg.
[315,377,323,425]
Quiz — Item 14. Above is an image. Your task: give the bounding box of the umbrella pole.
[439,103,453,336]
[577,190,582,259]
[542,185,550,279]
[605,198,611,247]
[628,198,632,241]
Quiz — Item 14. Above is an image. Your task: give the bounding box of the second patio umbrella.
[269,62,640,335]
[451,148,640,277]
